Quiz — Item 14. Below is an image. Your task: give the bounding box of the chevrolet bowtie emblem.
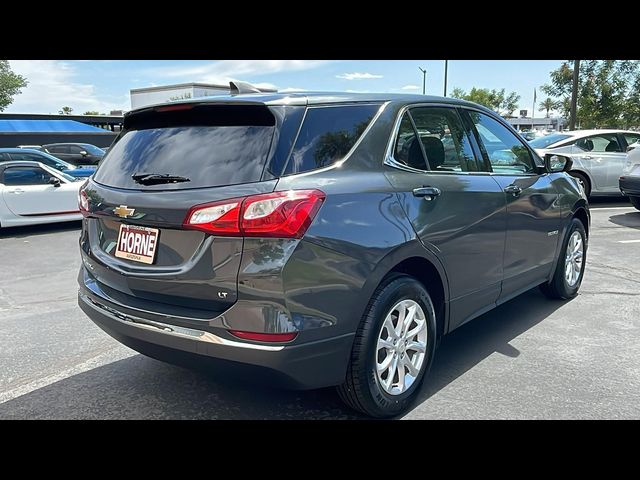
[114,205,135,218]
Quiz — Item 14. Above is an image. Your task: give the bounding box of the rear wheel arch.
[569,170,592,196]
[359,244,449,341]
[573,206,590,238]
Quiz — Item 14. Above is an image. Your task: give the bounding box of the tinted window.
[94,126,275,190]
[468,112,537,174]
[624,133,640,147]
[284,104,380,175]
[0,152,12,162]
[69,145,85,154]
[9,152,43,162]
[46,145,68,154]
[409,107,478,172]
[575,134,622,153]
[3,166,51,185]
[529,133,571,149]
[393,113,425,170]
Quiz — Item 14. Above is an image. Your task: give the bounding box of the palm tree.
[59,106,73,115]
[539,98,559,118]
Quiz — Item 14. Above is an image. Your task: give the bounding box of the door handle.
[9,188,24,195]
[581,156,592,160]
[412,186,441,200]
[504,185,522,196]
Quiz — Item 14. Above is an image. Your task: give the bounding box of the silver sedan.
[531,129,640,198]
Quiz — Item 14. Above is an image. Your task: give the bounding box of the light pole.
[443,60,448,97]
[419,67,427,95]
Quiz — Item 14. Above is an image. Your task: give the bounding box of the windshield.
[80,144,106,156]
[529,133,571,149]
[38,151,76,170]
[57,170,78,182]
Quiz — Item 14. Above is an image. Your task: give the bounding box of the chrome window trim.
[383,103,542,177]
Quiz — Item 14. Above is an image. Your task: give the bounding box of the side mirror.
[79,150,88,156]
[545,153,573,173]
[48,177,61,187]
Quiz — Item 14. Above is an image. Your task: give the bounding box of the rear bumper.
[619,176,640,197]
[78,281,354,390]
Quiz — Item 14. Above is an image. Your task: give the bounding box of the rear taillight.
[229,330,298,343]
[183,189,325,239]
[78,182,90,216]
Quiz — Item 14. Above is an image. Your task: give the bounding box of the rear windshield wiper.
[132,173,191,185]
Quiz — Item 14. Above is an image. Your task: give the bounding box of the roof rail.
[229,81,262,95]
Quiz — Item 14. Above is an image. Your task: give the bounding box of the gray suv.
[77,92,589,417]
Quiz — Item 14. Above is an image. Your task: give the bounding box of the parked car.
[519,130,547,141]
[0,148,96,178]
[0,161,83,228]
[77,93,589,417]
[43,143,105,166]
[530,129,640,197]
[619,143,640,211]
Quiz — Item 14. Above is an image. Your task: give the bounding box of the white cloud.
[152,60,331,84]
[401,84,420,90]
[345,89,371,94]
[7,60,129,114]
[336,72,383,80]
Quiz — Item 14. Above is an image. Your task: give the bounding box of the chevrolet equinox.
[77,90,589,417]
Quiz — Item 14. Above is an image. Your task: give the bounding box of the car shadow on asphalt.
[0,288,571,420]
[0,221,82,239]
[608,211,640,230]
[408,288,571,416]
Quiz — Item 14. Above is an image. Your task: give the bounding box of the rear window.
[93,105,276,190]
[283,104,381,175]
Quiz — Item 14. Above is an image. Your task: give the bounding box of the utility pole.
[419,67,427,95]
[569,59,580,130]
[443,60,448,97]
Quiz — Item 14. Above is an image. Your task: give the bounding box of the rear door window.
[575,134,622,153]
[93,105,277,190]
[283,104,381,175]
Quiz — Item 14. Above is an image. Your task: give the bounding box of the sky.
[7,60,565,115]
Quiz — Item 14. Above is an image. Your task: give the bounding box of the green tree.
[448,87,520,117]
[59,106,73,115]
[83,110,100,115]
[538,97,559,118]
[450,87,466,99]
[0,60,28,112]
[542,60,640,128]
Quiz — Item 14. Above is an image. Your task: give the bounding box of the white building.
[130,82,277,109]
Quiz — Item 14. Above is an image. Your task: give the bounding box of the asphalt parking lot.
[1,198,639,419]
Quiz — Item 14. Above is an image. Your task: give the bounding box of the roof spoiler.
[229,81,263,95]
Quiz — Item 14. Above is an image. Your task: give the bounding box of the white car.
[619,144,640,211]
[0,161,83,228]
[530,129,640,197]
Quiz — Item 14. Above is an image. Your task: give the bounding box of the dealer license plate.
[115,224,159,265]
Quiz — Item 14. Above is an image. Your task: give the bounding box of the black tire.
[337,274,437,418]
[569,171,591,198]
[629,196,640,211]
[540,218,587,300]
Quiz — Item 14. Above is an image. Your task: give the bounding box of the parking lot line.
[618,239,640,244]
[593,206,634,211]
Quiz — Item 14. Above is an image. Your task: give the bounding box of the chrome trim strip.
[382,102,542,177]
[79,291,285,352]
